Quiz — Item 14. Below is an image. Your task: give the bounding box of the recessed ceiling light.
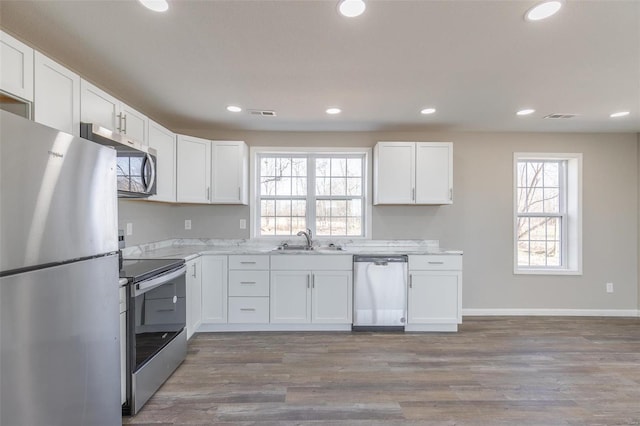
[610,111,630,118]
[226,105,242,113]
[525,0,563,21]
[517,109,536,116]
[138,0,169,12]
[326,108,342,115]
[338,0,366,18]
[420,108,436,115]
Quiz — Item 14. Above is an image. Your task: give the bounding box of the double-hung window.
[514,153,582,274]
[257,151,367,238]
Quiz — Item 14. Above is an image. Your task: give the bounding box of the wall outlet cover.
[239,219,247,229]
[126,222,133,236]
[185,219,192,230]
[606,282,614,293]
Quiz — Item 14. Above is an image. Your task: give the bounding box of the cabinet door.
[211,141,248,204]
[34,52,80,135]
[0,31,34,102]
[415,142,453,204]
[185,257,202,339]
[408,271,460,324]
[80,79,120,132]
[201,255,228,324]
[374,142,415,204]
[311,270,352,324]
[176,135,211,203]
[270,270,311,323]
[148,120,176,202]
[120,103,148,145]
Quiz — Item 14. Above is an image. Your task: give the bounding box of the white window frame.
[513,152,582,275]
[250,146,372,240]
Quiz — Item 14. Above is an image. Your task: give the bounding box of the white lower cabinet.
[270,255,352,325]
[228,255,269,324]
[201,255,228,324]
[185,257,202,339]
[407,255,462,332]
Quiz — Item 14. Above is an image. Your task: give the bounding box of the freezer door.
[0,111,117,273]
[0,254,121,426]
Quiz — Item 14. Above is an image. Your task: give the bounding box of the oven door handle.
[135,265,186,296]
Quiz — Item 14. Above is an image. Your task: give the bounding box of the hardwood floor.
[123,317,640,425]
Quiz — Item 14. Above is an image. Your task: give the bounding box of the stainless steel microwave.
[80,122,157,198]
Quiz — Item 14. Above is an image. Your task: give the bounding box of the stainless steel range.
[120,258,187,415]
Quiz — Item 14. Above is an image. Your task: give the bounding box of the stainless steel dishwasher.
[353,255,408,331]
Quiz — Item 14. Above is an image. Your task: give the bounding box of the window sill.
[514,268,582,276]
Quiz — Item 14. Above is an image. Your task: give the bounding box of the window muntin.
[257,153,365,237]
[516,160,567,268]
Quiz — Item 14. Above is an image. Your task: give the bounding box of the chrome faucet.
[296,228,313,249]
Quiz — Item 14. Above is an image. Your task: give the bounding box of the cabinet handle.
[122,114,127,134]
[409,274,412,289]
[240,261,256,264]
[238,187,241,200]
[117,113,123,133]
[428,261,444,265]
[450,188,453,200]
[240,281,256,285]
[206,187,210,201]
[307,275,310,289]
[311,274,315,288]
[192,264,197,278]
[240,308,256,312]
[412,188,415,201]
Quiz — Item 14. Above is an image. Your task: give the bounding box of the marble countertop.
[123,238,462,261]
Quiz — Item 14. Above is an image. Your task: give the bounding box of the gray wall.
[120,130,639,312]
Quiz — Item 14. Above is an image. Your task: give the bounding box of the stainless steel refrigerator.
[0,111,121,426]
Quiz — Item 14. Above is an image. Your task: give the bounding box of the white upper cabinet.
[147,120,176,203]
[211,141,248,204]
[80,79,148,144]
[0,31,34,102]
[34,52,80,136]
[374,141,453,205]
[176,134,212,203]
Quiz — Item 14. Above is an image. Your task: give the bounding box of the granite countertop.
[123,238,463,261]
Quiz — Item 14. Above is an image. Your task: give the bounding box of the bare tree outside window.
[516,160,565,267]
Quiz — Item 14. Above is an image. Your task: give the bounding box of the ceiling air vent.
[249,109,277,117]
[543,113,577,119]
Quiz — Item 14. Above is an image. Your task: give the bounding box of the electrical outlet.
[239,219,247,229]
[126,222,133,236]
[606,282,614,293]
[184,219,192,230]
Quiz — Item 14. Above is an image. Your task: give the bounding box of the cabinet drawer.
[270,254,352,271]
[409,255,462,270]
[229,271,269,297]
[228,255,269,270]
[228,297,269,323]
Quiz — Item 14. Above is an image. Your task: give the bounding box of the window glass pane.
[346,177,362,196]
[275,217,291,235]
[261,178,276,196]
[331,200,347,216]
[292,177,307,196]
[260,157,276,177]
[529,241,547,266]
[526,162,543,188]
[261,200,275,216]
[276,157,292,177]
[543,162,559,187]
[316,217,330,236]
[347,199,362,216]
[291,158,307,177]
[292,217,306,234]
[275,200,291,216]
[331,177,346,196]
[331,217,347,235]
[529,217,547,240]
[316,158,330,177]
[292,200,306,217]
[547,217,560,240]
[275,177,292,196]
[316,200,330,217]
[261,217,275,235]
[331,158,347,177]
[543,188,559,213]
[347,158,362,177]
[546,242,560,266]
[526,188,544,213]
[316,178,330,196]
[517,217,530,242]
[346,217,361,236]
[517,240,530,266]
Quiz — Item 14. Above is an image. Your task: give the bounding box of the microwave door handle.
[142,153,156,194]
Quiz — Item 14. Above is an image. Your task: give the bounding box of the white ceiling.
[1,0,639,133]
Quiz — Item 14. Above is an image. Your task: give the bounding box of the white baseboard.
[462,308,640,317]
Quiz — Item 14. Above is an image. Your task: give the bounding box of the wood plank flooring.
[123,317,640,425]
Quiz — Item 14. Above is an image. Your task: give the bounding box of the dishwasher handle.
[353,255,408,263]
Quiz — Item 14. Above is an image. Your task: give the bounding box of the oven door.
[126,265,187,415]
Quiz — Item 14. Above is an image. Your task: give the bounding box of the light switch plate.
[185,219,192,230]
[239,219,247,229]
[126,222,133,236]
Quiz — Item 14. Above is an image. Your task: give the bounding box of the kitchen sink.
[273,244,314,251]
